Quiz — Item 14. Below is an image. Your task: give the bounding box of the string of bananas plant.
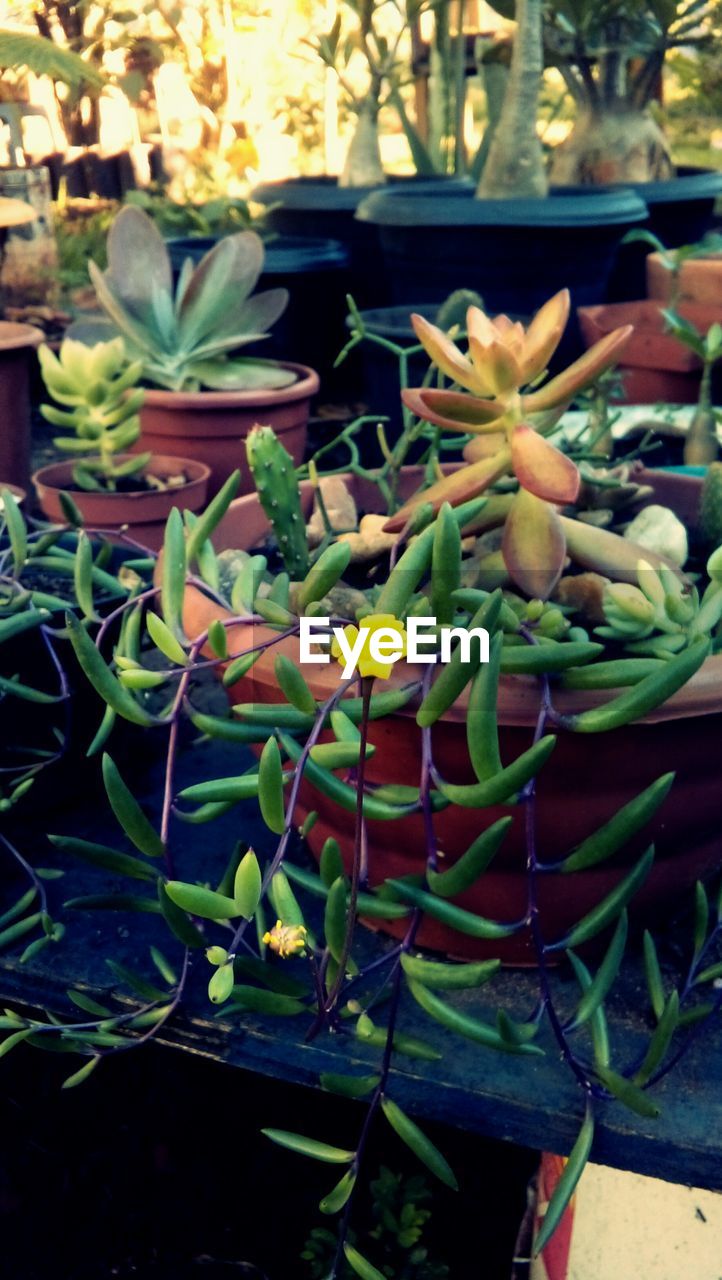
[2,291,722,1277]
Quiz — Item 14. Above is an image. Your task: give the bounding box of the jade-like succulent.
[86,206,295,393]
[39,337,149,491]
[386,290,632,599]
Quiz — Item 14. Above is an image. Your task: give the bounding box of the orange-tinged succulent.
[385,289,633,600]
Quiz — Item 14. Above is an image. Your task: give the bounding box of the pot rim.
[183,466,722,727]
[578,299,722,326]
[140,362,319,410]
[355,186,649,229]
[33,453,211,497]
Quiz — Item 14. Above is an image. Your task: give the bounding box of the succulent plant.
[85,206,295,393]
[39,337,149,491]
[385,290,633,598]
[246,426,310,579]
[598,548,722,657]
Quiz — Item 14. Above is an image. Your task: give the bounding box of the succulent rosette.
[385,290,632,598]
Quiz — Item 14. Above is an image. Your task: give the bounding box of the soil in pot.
[577,299,722,404]
[32,454,210,551]
[134,364,319,502]
[184,468,722,964]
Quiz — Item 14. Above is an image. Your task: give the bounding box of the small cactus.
[246,426,310,580]
[700,462,722,551]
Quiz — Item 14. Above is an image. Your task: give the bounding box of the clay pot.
[0,321,43,492]
[133,363,319,500]
[646,251,722,307]
[0,482,26,507]
[32,454,210,551]
[578,299,722,404]
[180,468,722,964]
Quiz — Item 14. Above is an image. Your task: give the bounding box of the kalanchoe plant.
[39,337,149,492]
[82,206,294,393]
[3,292,722,1276]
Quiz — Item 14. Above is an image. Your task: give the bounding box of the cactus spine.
[246,426,310,580]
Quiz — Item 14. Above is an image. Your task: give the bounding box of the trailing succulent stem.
[4,283,722,1277]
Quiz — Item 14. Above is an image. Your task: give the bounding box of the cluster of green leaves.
[124,189,263,240]
[0,486,128,803]
[39,337,148,492]
[2,451,721,1275]
[303,1166,450,1280]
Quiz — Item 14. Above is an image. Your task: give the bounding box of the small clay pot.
[32,454,210,551]
[134,364,319,500]
[578,299,722,404]
[646,251,722,307]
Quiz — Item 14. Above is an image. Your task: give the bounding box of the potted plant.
[251,0,474,309]
[578,231,722,405]
[356,0,722,316]
[72,206,319,499]
[6,288,722,1272]
[122,290,722,968]
[32,336,210,548]
[644,232,722,307]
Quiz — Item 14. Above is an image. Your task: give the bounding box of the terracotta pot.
[0,482,27,507]
[578,299,722,404]
[646,251,722,307]
[134,363,319,500]
[32,454,210,551]
[181,468,722,964]
[0,321,43,492]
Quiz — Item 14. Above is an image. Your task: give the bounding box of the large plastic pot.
[251,175,474,309]
[355,186,648,362]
